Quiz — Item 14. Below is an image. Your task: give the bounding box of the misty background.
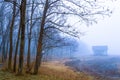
[75,0,120,56]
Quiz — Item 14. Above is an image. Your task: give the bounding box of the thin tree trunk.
[17,0,26,75]
[26,1,34,73]
[8,1,16,70]
[2,41,5,63]
[13,26,20,72]
[34,0,48,74]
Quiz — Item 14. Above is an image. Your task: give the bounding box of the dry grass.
[40,61,78,80]
[0,60,94,80]
[39,61,94,80]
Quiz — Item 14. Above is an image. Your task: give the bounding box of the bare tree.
[26,0,36,73]
[0,2,12,63]
[8,0,16,70]
[0,0,113,75]
[13,24,20,72]
[17,0,27,75]
[33,0,112,74]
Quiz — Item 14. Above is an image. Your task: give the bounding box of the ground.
[1,56,120,80]
[0,60,93,80]
[65,56,120,80]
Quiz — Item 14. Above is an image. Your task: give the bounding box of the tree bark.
[2,40,5,63]
[13,25,20,72]
[8,1,16,70]
[26,1,34,73]
[34,0,48,74]
[17,0,26,75]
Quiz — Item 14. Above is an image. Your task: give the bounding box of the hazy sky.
[80,0,120,55]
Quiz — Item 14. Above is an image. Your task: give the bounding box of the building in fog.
[92,46,108,56]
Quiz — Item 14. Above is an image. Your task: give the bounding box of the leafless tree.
[33,0,112,74]
[0,0,113,75]
[17,0,27,75]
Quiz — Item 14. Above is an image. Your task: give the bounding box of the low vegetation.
[0,61,95,80]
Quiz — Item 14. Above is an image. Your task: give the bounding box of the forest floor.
[0,60,94,80]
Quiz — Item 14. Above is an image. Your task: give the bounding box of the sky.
[80,0,120,55]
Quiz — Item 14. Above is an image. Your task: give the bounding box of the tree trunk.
[26,37,31,72]
[34,0,48,74]
[13,25,20,72]
[8,1,16,70]
[2,40,5,63]
[26,1,34,73]
[17,0,26,75]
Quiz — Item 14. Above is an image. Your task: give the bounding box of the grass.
[0,60,94,80]
[0,71,64,80]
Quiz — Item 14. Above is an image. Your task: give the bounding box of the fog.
[78,1,120,55]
